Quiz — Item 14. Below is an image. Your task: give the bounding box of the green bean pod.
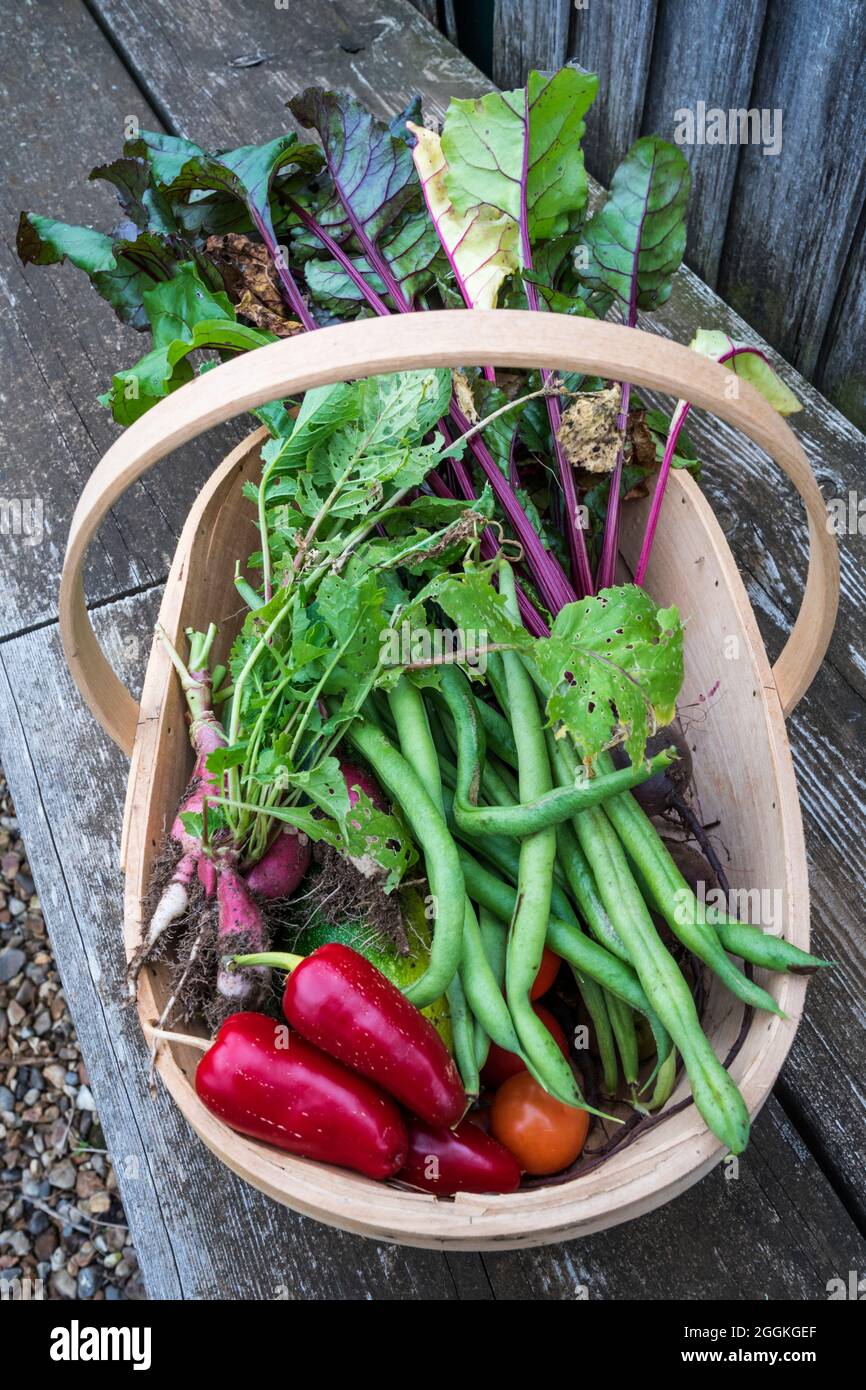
[600,782,786,1019]
[446,972,479,1100]
[554,821,630,962]
[573,969,619,1096]
[573,803,750,1154]
[606,994,639,1088]
[459,898,526,1058]
[647,1048,679,1112]
[458,849,673,1069]
[389,676,443,802]
[474,691,519,767]
[347,720,464,1008]
[479,904,507,987]
[473,1020,491,1071]
[622,834,832,976]
[494,568,589,1109]
[442,664,678,837]
[714,921,831,973]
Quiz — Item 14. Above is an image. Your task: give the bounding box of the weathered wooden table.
[1,0,864,1300]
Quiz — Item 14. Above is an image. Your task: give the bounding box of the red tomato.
[481,1004,569,1089]
[530,947,561,1000]
[490,1072,590,1175]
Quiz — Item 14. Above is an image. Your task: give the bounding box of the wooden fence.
[412,0,866,433]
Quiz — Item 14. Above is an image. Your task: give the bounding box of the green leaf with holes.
[532,585,683,763]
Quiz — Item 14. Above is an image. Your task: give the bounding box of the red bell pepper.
[399,1117,521,1196]
[195,1011,407,1180]
[233,943,466,1128]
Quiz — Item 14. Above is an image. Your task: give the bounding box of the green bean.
[474,690,518,767]
[391,680,527,1061]
[485,753,520,804]
[446,973,479,1099]
[606,994,639,1088]
[459,898,526,1057]
[457,848,673,1068]
[554,820,630,962]
[498,565,599,1113]
[448,744,622,1096]
[623,842,832,975]
[347,720,464,1007]
[484,651,512,726]
[594,761,785,1019]
[442,665,677,836]
[389,677,443,805]
[479,905,507,988]
[572,802,750,1154]
[713,921,831,973]
[474,1020,491,1071]
[572,968,619,1096]
[647,1048,678,1112]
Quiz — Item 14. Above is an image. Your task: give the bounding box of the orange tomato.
[490,1072,590,1175]
[481,1004,569,1089]
[530,947,561,1000]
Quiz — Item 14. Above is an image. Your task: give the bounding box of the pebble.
[8,1229,30,1257]
[48,1160,76,1190]
[50,1269,77,1300]
[0,947,25,983]
[77,1264,102,1299]
[0,768,141,1304]
[34,1230,56,1261]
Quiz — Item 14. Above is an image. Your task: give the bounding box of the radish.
[244,825,311,900]
[132,624,312,1029]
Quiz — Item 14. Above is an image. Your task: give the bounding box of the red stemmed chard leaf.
[579,135,690,590]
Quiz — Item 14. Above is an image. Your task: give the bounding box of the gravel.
[0,765,145,1302]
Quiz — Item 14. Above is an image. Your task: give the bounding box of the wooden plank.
[716,0,866,377]
[482,1100,866,1300]
[645,271,866,711]
[490,0,572,88]
[79,0,866,1220]
[1,601,863,1297]
[0,592,468,1301]
[639,0,767,287]
[90,0,489,137]
[4,0,864,1290]
[408,0,458,46]
[815,210,866,433]
[0,0,246,638]
[566,0,657,187]
[408,0,440,26]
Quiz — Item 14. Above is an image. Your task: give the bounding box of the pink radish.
[244,825,311,900]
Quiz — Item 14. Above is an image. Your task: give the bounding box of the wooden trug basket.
[59,312,838,1250]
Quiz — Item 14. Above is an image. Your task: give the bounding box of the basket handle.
[59,310,838,756]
